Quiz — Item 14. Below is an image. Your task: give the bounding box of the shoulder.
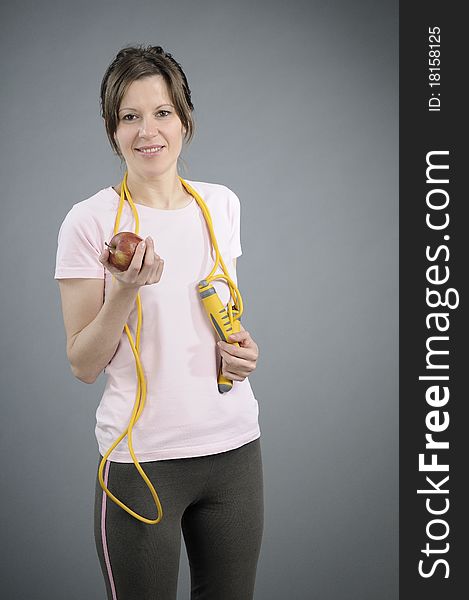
[184,179,240,212]
[185,179,238,198]
[66,186,117,218]
[58,187,117,231]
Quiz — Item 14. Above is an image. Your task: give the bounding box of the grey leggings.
[94,437,264,600]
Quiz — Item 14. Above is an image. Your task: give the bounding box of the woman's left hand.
[217,328,259,381]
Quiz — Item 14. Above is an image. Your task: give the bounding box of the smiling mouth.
[136,146,165,154]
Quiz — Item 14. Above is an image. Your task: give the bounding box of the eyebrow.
[118,104,174,113]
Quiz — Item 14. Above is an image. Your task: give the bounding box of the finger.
[153,256,164,282]
[218,350,247,371]
[219,350,257,377]
[144,236,154,261]
[217,341,249,358]
[221,366,244,382]
[127,239,146,273]
[221,356,249,379]
[141,237,155,271]
[99,249,123,276]
[227,331,252,345]
[144,236,154,255]
[99,248,109,263]
[147,253,164,284]
[218,351,245,371]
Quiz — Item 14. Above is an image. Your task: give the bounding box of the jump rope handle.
[197,279,241,393]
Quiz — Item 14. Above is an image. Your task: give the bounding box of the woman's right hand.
[99,236,164,289]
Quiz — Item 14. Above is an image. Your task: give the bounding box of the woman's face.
[114,75,184,179]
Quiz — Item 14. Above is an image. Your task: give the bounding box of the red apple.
[105,231,144,271]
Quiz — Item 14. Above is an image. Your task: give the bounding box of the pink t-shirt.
[55,180,260,462]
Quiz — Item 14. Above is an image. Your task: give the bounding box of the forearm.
[69,282,139,383]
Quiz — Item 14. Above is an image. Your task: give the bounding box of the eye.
[121,110,171,121]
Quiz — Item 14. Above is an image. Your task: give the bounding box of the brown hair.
[100,44,195,160]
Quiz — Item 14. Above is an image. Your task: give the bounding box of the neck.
[115,169,190,210]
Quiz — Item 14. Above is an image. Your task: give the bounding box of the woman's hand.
[217,327,259,381]
[99,236,164,289]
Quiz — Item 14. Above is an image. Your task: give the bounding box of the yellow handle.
[197,279,241,393]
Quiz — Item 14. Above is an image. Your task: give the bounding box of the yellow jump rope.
[98,171,244,525]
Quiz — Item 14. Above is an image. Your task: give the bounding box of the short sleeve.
[228,189,243,259]
[54,205,105,279]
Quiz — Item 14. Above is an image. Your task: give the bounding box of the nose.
[139,116,159,138]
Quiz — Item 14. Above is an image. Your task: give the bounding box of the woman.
[54,45,263,599]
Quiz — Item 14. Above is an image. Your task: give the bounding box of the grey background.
[0,0,398,598]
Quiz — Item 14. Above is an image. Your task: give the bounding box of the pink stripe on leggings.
[101,460,118,600]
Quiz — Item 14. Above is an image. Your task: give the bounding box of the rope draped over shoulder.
[97,171,243,524]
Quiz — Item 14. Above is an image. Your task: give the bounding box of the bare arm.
[58,237,164,384]
[58,278,140,383]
